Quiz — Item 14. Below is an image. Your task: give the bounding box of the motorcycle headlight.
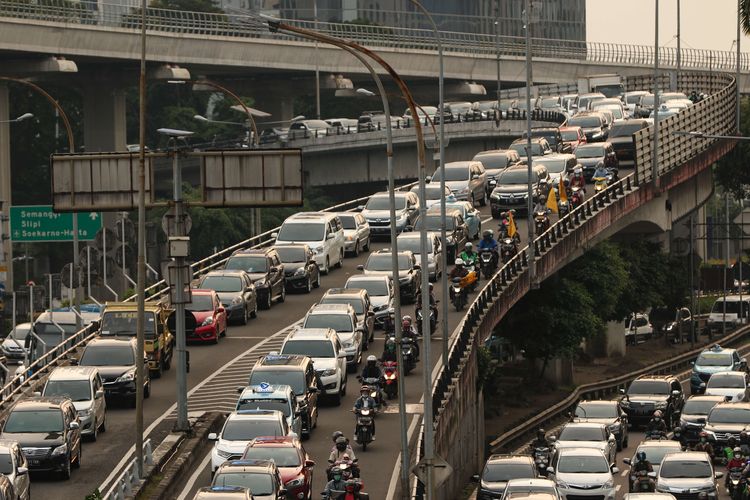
[116,371,135,383]
[51,443,68,456]
[285,477,305,488]
[385,372,396,380]
[321,369,336,377]
[201,316,214,326]
[231,296,243,305]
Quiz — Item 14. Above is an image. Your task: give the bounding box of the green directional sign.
[10,205,102,242]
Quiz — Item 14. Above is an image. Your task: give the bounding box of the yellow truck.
[99,302,175,378]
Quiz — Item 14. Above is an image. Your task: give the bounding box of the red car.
[186,289,227,344]
[559,125,587,151]
[242,436,315,498]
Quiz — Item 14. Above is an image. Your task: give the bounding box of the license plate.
[30,459,39,465]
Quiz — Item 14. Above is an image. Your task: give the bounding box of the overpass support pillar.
[251,87,295,124]
[0,84,12,294]
[82,85,127,152]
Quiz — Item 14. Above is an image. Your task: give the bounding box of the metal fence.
[1,0,749,71]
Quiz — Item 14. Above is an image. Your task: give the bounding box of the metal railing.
[413,71,738,498]
[1,0,749,72]
[103,438,153,500]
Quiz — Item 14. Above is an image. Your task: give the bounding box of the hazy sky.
[586,0,749,53]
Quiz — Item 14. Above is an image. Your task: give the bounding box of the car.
[248,354,320,438]
[473,149,521,194]
[547,447,617,500]
[591,98,626,119]
[0,397,82,479]
[622,91,649,117]
[336,212,371,257]
[622,440,683,490]
[192,486,253,500]
[287,119,333,139]
[27,310,100,362]
[258,127,288,145]
[358,191,420,238]
[302,304,363,371]
[279,328,348,403]
[678,395,725,443]
[444,199,482,240]
[472,99,499,119]
[575,92,607,112]
[397,232,443,281]
[508,137,553,158]
[619,375,684,428]
[706,295,750,336]
[0,440,30,500]
[558,126,587,152]
[186,289,227,343]
[209,410,294,472]
[236,384,303,437]
[567,111,608,142]
[417,207,469,261]
[274,244,320,293]
[655,451,721,498]
[242,436,315,499]
[273,212,345,275]
[572,400,629,450]
[427,160,487,206]
[325,117,358,134]
[41,366,106,441]
[624,312,653,345]
[574,142,619,181]
[551,422,617,465]
[77,337,150,407]
[1,322,30,364]
[500,478,560,500]
[471,455,538,499]
[659,92,689,105]
[197,270,258,325]
[319,288,375,346]
[702,402,750,454]
[607,119,650,165]
[409,183,453,209]
[523,127,571,153]
[531,153,576,186]
[357,249,422,303]
[690,344,747,394]
[490,164,550,218]
[224,248,286,310]
[211,458,286,499]
[703,371,750,402]
[539,95,566,115]
[357,111,402,132]
[344,275,394,330]
[446,101,474,120]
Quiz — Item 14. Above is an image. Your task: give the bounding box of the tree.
[565,241,628,321]
[714,97,750,198]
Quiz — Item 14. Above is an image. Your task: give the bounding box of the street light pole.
[653,0,660,189]
[737,0,742,133]
[676,0,681,86]
[524,0,536,285]
[314,0,321,119]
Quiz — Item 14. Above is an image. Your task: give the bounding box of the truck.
[99,301,175,378]
[577,74,625,98]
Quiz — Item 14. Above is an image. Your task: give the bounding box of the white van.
[707,295,750,335]
[624,312,653,345]
[41,366,107,440]
[273,212,345,275]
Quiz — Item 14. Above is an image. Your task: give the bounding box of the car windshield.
[303,314,353,332]
[100,311,155,338]
[236,399,290,416]
[696,352,733,367]
[609,123,646,137]
[4,409,63,433]
[34,322,79,337]
[707,374,746,389]
[243,447,301,467]
[281,339,335,357]
[474,154,508,170]
[9,325,31,341]
[0,454,12,475]
[524,130,558,145]
[683,399,720,415]
[186,294,214,311]
[568,116,602,128]
[420,185,449,198]
[558,426,604,441]
[708,407,750,424]
[541,97,560,108]
[575,145,605,158]
[533,158,567,174]
[575,404,618,418]
[339,215,357,230]
[659,460,712,478]
[712,301,741,314]
[599,106,623,119]
[627,380,670,395]
[635,445,680,466]
[277,222,325,242]
[346,279,388,297]
[81,345,135,366]
[225,255,268,273]
[509,143,543,156]
[366,254,411,271]
[365,196,406,211]
[499,169,530,184]
[560,129,580,141]
[276,247,307,263]
[398,237,433,255]
[221,420,282,441]
[641,95,656,106]
[213,472,274,495]
[557,455,610,473]
[626,94,645,104]
[482,463,535,482]
[44,380,92,401]
[320,297,365,314]
[416,215,454,231]
[199,276,243,293]
[249,372,305,395]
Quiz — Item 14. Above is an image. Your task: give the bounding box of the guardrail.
[1,0,749,72]
[103,438,153,500]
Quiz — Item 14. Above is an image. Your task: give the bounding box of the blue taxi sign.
[255,382,274,393]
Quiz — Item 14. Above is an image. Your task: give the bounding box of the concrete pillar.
[250,87,296,125]
[0,84,12,294]
[82,85,126,152]
[605,320,626,357]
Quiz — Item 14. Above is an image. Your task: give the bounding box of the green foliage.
[715,97,750,198]
[477,345,501,395]
[566,241,627,322]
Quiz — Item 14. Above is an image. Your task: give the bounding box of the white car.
[273,212,345,275]
[547,447,617,500]
[1,322,31,364]
[409,183,452,209]
[501,478,560,500]
[704,371,750,402]
[302,304,363,372]
[279,328,347,404]
[336,212,371,257]
[397,232,443,281]
[624,312,653,345]
[0,440,30,500]
[344,275,394,330]
[552,422,617,465]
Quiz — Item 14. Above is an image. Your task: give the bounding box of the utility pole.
[495,0,501,103]
[724,192,730,336]
[652,0,660,189]
[690,213,695,347]
[676,0,681,88]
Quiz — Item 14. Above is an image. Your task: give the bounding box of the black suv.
[416,208,469,261]
[523,127,571,153]
[274,244,320,294]
[225,248,286,310]
[619,375,684,428]
[471,454,537,499]
[1,397,82,479]
[358,249,422,303]
[78,337,151,407]
[702,401,750,454]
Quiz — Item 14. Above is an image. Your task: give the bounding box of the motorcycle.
[630,470,656,493]
[593,175,609,193]
[479,249,498,280]
[415,305,437,336]
[353,406,376,450]
[729,467,744,498]
[734,475,748,500]
[400,339,417,375]
[359,377,384,408]
[450,277,466,311]
[645,430,668,441]
[570,186,584,209]
[500,238,518,264]
[498,211,521,244]
[534,210,550,235]
[533,446,550,476]
[382,361,398,399]
[322,479,370,499]
[327,458,360,481]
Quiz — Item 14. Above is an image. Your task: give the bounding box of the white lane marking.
[175,450,212,500]
[98,320,302,494]
[615,485,621,492]
[481,216,494,224]
[621,470,628,477]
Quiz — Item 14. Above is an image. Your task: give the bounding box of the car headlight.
[201,316,214,326]
[286,477,305,488]
[321,369,336,377]
[603,479,614,489]
[231,296,243,305]
[78,409,92,417]
[294,267,306,276]
[116,371,135,383]
[51,444,68,456]
[556,479,569,489]
[216,448,232,459]
[314,246,324,254]
[654,401,668,409]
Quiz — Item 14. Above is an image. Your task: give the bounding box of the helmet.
[735,447,742,454]
[637,451,646,462]
[429,283,434,291]
[483,229,493,239]
[563,178,570,187]
[332,430,344,442]
[360,385,370,395]
[335,436,348,451]
[386,338,396,351]
[465,242,473,250]
[537,428,545,440]
[653,410,663,419]
[455,258,465,266]
[332,466,343,481]
[402,315,412,324]
[367,355,377,365]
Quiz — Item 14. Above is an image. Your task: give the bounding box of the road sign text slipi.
[10,205,102,242]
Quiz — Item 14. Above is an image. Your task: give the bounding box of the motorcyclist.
[633,451,654,474]
[360,355,383,381]
[529,428,548,453]
[672,426,688,450]
[415,284,436,309]
[323,466,347,498]
[353,385,377,441]
[459,242,478,268]
[329,436,357,465]
[381,338,398,363]
[400,317,420,359]
[570,166,586,191]
[538,178,551,202]
[449,258,469,281]
[477,230,500,271]
[592,161,610,183]
[692,432,714,459]
[723,437,739,463]
[646,410,668,437]
[727,447,745,489]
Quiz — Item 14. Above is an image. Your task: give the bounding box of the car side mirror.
[95,389,104,399]
[271,232,278,239]
[697,417,706,424]
[237,386,245,393]
[357,265,365,271]
[611,466,619,474]
[305,459,315,468]
[619,388,625,395]
[269,267,278,273]
[716,471,724,479]
[405,225,414,232]
[308,386,319,393]
[413,265,421,270]
[690,361,695,365]
[338,352,347,359]
[245,286,253,292]
[471,474,480,482]
[356,205,365,211]
[69,421,80,430]
[623,458,631,465]
[326,233,335,240]
[208,432,218,441]
[472,174,480,180]
[546,466,554,474]
[16,466,28,476]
